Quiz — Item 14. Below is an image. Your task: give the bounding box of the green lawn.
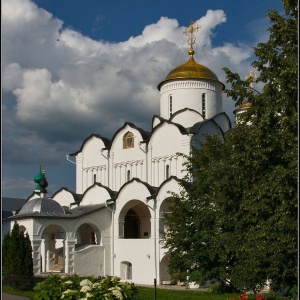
[2,284,35,299]
[136,286,267,300]
[2,284,276,300]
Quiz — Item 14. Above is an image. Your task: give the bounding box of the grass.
[136,286,271,300]
[2,284,35,299]
[137,286,240,299]
[2,284,274,300]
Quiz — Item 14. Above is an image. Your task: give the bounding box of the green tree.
[2,222,34,276]
[22,233,34,276]
[164,0,297,297]
[2,232,11,275]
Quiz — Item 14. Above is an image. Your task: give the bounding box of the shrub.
[33,274,138,299]
[208,283,237,294]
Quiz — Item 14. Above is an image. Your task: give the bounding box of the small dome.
[18,198,66,216]
[233,100,252,114]
[158,55,225,90]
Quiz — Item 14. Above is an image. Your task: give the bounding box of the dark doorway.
[124,209,140,238]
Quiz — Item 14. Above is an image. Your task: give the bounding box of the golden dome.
[233,100,252,114]
[239,100,252,109]
[158,51,225,90]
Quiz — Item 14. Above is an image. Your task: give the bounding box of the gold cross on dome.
[184,21,200,49]
[245,69,257,89]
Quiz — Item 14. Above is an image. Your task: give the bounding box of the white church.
[9,22,244,285]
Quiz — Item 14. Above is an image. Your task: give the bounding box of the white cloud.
[2,0,269,196]
[2,63,23,92]
[213,43,252,65]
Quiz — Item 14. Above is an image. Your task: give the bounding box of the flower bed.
[33,274,138,299]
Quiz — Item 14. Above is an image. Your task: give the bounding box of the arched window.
[123,132,134,149]
[93,174,96,183]
[127,170,131,182]
[166,165,170,179]
[202,93,206,119]
[120,261,132,280]
[169,95,173,118]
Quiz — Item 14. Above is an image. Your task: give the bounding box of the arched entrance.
[41,224,66,273]
[75,223,101,247]
[159,197,175,237]
[119,200,151,239]
[160,255,173,284]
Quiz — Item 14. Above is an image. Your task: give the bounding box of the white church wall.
[115,181,152,215]
[74,245,105,277]
[149,123,190,186]
[171,110,204,128]
[52,189,76,208]
[81,138,108,192]
[159,80,222,120]
[14,219,34,236]
[76,153,83,194]
[156,179,181,208]
[72,210,112,274]
[114,239,155,284]
[82,137,107,168]
[110,126,146,191]
[80,185,113,206]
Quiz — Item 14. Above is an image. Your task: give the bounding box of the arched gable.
[69,134,110,156]
[110,123,150,190]
[52,187,80,209]
[81,136,109,168]
[170,108,204,128]
[115,178,156,215]
[148,121,189,158]
[191,119,224,147]
[80,183,116,206]
[155,177,182,206]
[212,112,232,133]
[110,122,150,153]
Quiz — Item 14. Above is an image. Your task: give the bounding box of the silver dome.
[18,197,66,216]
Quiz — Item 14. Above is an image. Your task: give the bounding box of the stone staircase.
[50,255,63,272]
[49,249,64,273]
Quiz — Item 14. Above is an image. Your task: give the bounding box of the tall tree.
[2,222,34,276]
[2,232,11,275]
[164,0,297,296]
[22,233,34,276]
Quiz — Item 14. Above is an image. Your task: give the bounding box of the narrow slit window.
[93,174,96,183]
[127,170,131,182]
[166,165,170,179]
[202,93,206,119]
[169,95,173,118]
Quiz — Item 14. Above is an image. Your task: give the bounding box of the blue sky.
[2,0,284,198]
